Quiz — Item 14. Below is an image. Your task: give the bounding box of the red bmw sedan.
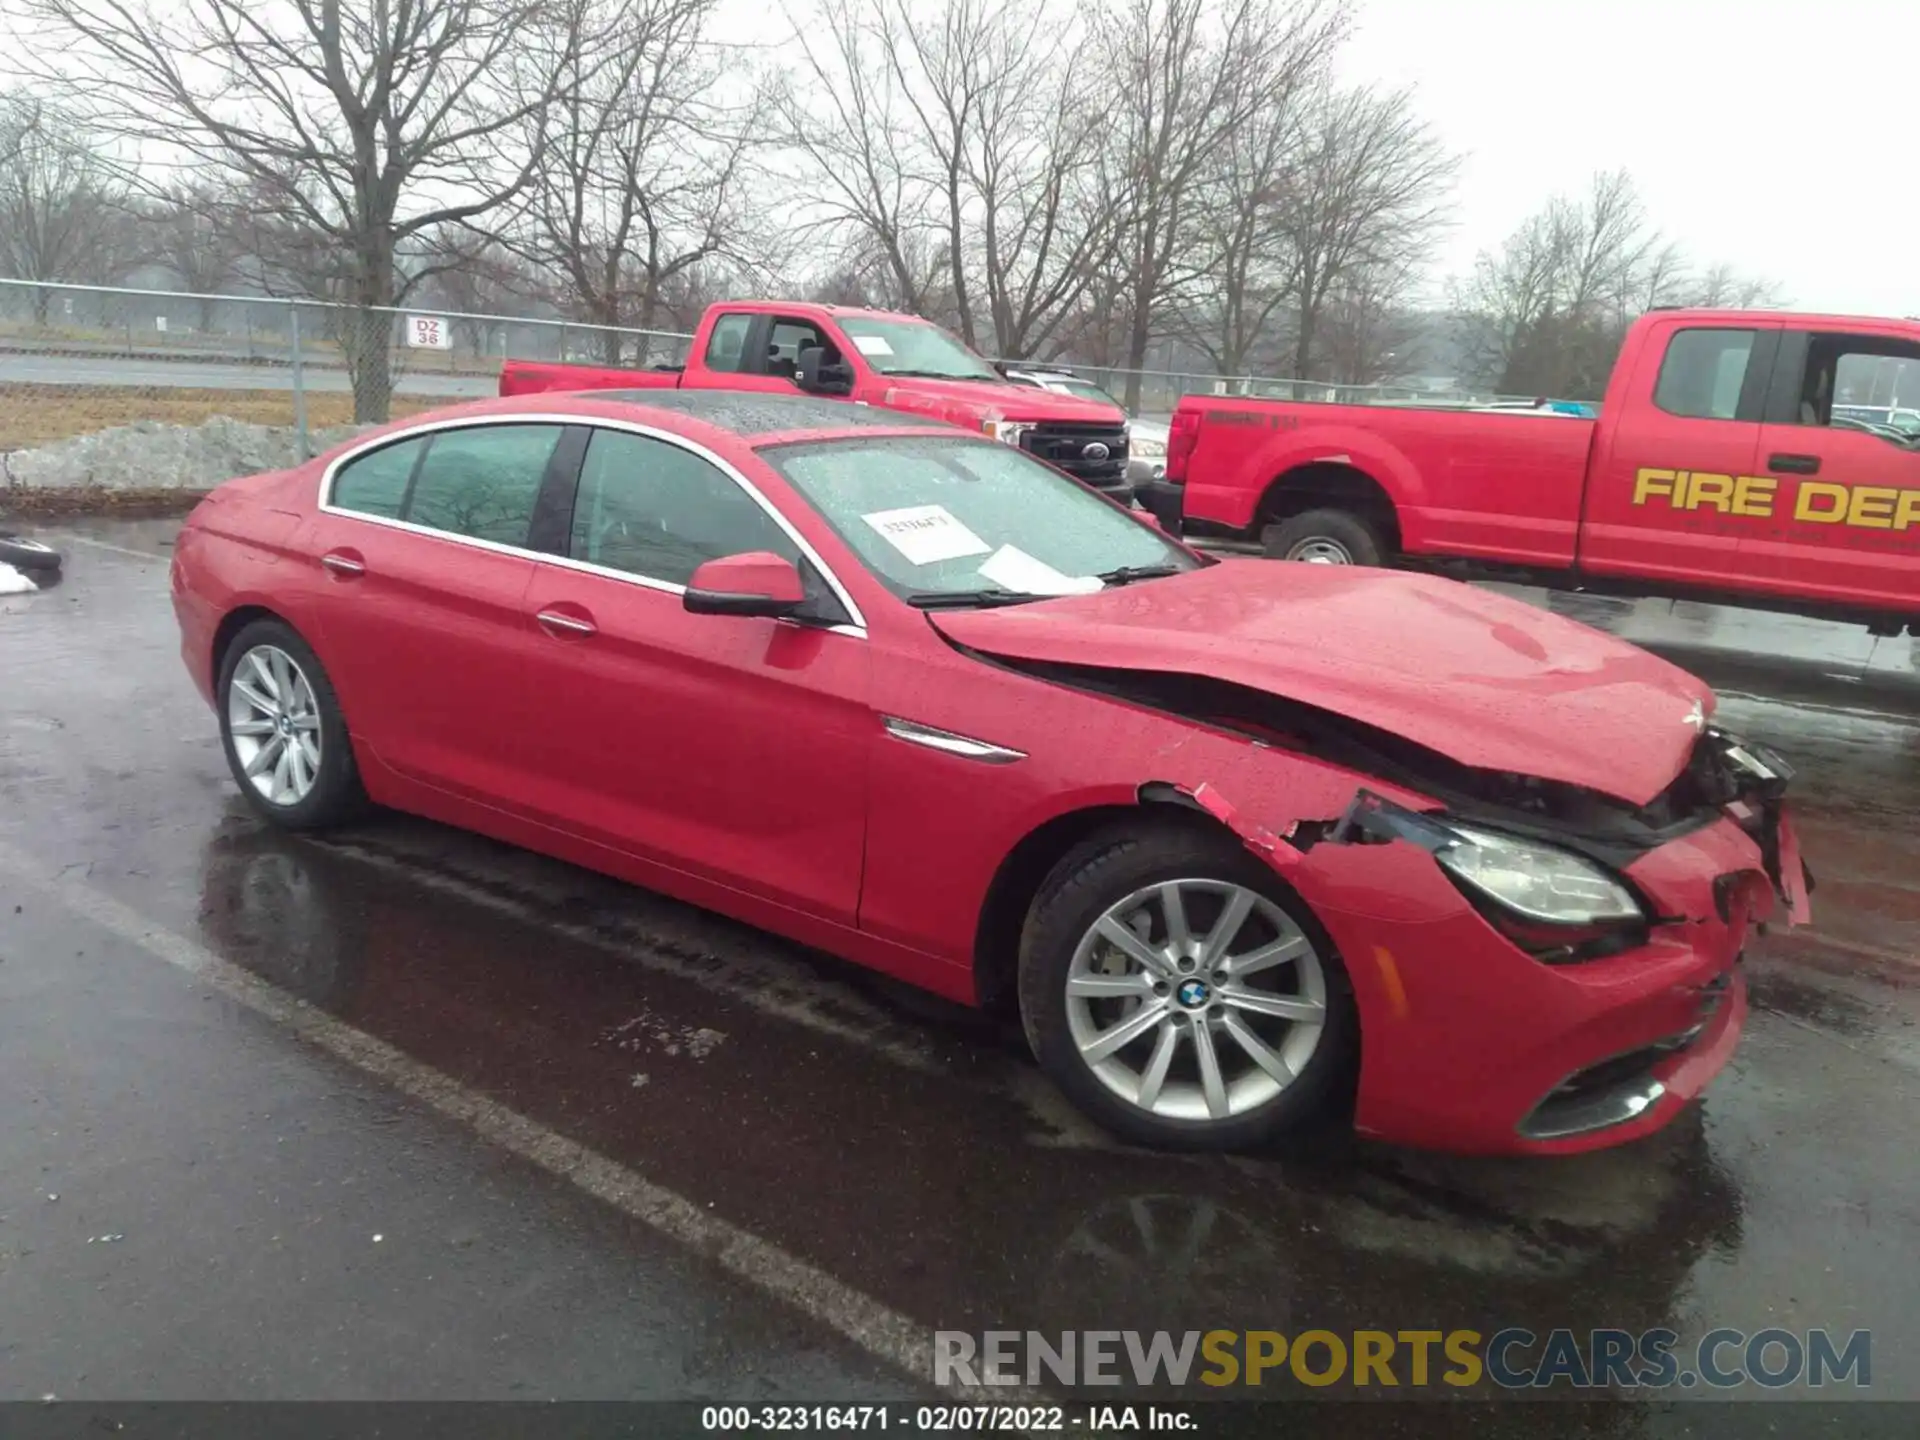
[170,390,1810,1154]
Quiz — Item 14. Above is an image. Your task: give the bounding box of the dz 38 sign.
[405,315,451,350]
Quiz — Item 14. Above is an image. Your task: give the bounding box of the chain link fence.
[3,275,1512,507]
[1018,363,1505,419]
[0,277,692,504]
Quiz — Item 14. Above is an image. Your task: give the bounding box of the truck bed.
[498,358,683,398]
[1178,395,1598,569]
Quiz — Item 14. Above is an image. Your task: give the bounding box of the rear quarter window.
[329,437,426,518]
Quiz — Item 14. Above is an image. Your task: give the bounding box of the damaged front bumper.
[1177,728,1808,1155]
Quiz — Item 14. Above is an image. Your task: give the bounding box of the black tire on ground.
[0,532,64,573]
[1260,507,1385,565]
[216,617,369,831]
[1016,822,1358,1152]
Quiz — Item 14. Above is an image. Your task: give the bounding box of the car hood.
[875,376,1124,427]
[929,563,1713,806]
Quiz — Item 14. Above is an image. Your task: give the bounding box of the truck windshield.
[1052,377,1124,407]
[836,316,1002,382]
[761,434,1198,605]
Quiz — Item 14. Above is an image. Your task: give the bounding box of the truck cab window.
[768,317,834,382]
[1813,339,1920,443]
[1654,329,1756,420]
[705,313,754,374]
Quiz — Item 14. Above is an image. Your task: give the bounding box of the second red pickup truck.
[1147,308,1920,633]
[500,299,1137,498]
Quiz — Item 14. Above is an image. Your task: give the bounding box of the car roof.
[582,389,955,436]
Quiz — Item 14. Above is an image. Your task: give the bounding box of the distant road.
[0,352,496,398]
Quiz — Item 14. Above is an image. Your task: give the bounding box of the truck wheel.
[1261,509,1384,566]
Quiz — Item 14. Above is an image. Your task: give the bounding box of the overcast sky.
[1337,0,1918,316]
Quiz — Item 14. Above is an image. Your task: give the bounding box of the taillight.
[1165,408,1200,483]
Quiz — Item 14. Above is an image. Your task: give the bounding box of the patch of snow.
[3,416,366,492]
[0,562,36,594]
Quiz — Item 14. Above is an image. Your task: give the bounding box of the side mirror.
[683,552,806,618]
[796,345,854,396]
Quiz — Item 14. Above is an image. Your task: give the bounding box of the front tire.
[1017,824,1357,1151]
[1261,508,1384,565]
[217,619,367,830]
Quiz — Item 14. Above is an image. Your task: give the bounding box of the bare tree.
[771,0,945,318]
[969,36,1118,359]
[1311,255,1424,384]
[1175,63,1311,378]
[515,0,756,365]
[0,93,135,319]
[143,183,247,329]
[1455,170,1662,396]
[771,0,1118,358]
[1688,261,1789,310]
[15,0,592,419]
[1092,0,1346,406]
[1275,82,1453,380]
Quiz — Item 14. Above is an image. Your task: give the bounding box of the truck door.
[1746,327,1920,615]
[1579,319,1777,587]
[685,311,854,399]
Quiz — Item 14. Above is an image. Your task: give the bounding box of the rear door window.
[404,424,565,546]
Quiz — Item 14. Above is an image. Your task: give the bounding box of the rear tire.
[217,618,368,831]
[0,532,63,574]
[1017,823,1357,1152]
[1261,508,1384,566]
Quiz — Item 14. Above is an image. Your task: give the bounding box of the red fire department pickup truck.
[500,300,1136,497]
[1145,309,1920,632]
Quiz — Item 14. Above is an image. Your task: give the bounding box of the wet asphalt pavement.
[2,523,1917,1433]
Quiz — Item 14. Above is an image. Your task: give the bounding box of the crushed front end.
[1223,727,1810,1155]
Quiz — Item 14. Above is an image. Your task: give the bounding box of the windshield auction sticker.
[977,544,1102,595]
[862,505,992,565]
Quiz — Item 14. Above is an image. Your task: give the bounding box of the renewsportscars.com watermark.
[935,1328,1872,1391]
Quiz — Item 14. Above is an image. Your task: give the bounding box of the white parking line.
[0,837,1046,1411]
[44,532,173,562]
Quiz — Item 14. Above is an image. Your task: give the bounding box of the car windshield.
[762,434,1199,604]
[836,316,1003,382]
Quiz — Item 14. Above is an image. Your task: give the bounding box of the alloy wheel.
[1064,878,1328,1123]
[226,644,324,806]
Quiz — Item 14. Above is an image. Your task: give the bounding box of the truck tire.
[0,532,63,574]
[1261,509,1384,566]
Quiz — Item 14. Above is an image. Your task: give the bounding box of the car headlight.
[983,419,1032,447]
[1436,824,1642,926]
[1130,435,1167,459]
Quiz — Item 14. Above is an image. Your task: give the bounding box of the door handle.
[320,552,366,576]
[536,609,597,637]
[1768,453,1821,475]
